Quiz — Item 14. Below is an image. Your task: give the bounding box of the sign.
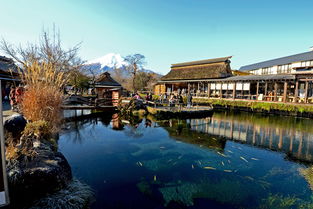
[0,80,10,207]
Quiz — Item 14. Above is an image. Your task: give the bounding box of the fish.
[217,152,227,157]
[198,160,202,165]
[203,166,216,170]
[178,155,183,159]
[240,156,249,163]
[227,150,233,154]
[159,146,165,149]
[191,164,195,169]
[223,170,232,173]
[221,161,225,166]
[244,176,254,181]
[251,158,259,161]
[137,161,143,167]
[199,145,203,147]
[228,160,231,164]
[154,175,157,181]
[167,159,173,163]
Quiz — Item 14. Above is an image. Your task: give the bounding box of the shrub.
[20,62,68,132]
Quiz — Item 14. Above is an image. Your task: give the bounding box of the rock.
[29,179,94,209]
[4,113,27,139]
[7,140,72,208]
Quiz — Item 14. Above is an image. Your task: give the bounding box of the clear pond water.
[59,111,313,209]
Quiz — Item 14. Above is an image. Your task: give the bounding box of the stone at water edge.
[4,113,27,139]
[6,140,73,208]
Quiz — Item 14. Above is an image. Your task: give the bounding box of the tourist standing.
[187,93,193,108]
[9,87,16,110]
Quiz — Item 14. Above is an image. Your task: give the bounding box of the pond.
[59,111,313,209]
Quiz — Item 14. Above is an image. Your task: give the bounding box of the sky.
[1,0,313,74]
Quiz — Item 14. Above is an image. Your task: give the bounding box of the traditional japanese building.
[154,50,313,104]
[0,56,20,97]
[154,56,233,96]
[94,72,122,106]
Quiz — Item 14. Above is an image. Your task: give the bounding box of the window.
[301,60,313,67]
[277,64,292,74]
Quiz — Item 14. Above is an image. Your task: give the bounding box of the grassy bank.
[191,98,313,115]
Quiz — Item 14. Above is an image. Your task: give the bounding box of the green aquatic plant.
[258,193,313,209]
[137,180,153,196]
[159,182,201,206]
[258,193,298,209]
[299,167,313,191]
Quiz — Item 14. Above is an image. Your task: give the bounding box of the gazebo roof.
[95,72,122,87]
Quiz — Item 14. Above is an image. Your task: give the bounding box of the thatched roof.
[161,56,232,81]
[0,56,19,74]
[95,72,122,87]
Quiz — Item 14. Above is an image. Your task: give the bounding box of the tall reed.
[20,62,68,132]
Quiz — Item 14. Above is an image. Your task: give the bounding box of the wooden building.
[154,54,313,104]
[94,72,122,106]
[154,56,233,96]
[0,56,20,98]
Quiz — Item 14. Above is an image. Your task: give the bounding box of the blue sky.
[1,0,313,74]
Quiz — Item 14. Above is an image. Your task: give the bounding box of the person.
[9,87,16,110]
[169,94,175,107]
[163,93,167,104]
[15,86,24,111]
[146,93,152,101]
[178,94,184,108]
[187,93,193,108]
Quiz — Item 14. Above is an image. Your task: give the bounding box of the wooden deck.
[62,105,116,110]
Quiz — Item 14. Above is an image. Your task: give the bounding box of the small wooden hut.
[94,72,122,106]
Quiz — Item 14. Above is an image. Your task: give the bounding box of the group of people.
[132,92,194,108]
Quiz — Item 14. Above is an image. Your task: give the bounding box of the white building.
[240,50,313,75]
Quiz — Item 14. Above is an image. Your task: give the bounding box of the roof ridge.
[240,51,313,71]
[171,56,232,68]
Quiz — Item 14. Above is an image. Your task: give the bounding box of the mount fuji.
[84,53,160,76]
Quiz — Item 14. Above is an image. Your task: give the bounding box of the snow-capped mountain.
[86,53,127,70]
[84,53,161,77]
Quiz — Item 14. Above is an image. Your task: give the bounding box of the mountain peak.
[86,53,127,69]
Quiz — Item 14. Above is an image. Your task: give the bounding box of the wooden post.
[220,83,223,98]
[232,83,236,100]
[283,81,288,103]
[274,82,278,102]
[208,83,211,98]
[305,81,309,103]
[188,83,190,94]
[294,81,299,103]
[256,82,259,100]
[264,82,268,96]
[171,84,174,93]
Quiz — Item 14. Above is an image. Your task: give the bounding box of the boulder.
[4,114,27,139]
[7,140,72,208]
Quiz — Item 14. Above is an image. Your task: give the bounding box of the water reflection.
[184,112,313,163]
[59,110,313,209]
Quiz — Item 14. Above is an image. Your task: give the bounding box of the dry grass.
[20,62,68,132]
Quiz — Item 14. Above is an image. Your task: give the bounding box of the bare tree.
[124,54,145,92]
[1,26,83,72]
